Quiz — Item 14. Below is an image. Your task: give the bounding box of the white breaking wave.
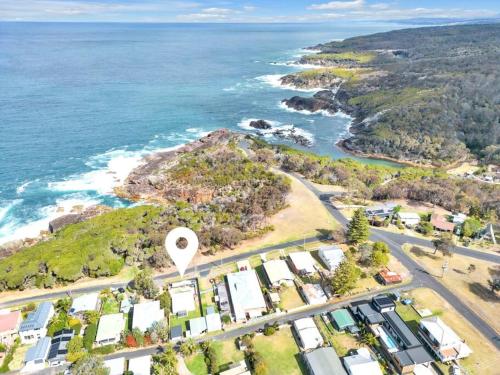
[238,118,314,144]
[278,101,335,117]
[16,181,33,195]
[0,194,100,244]
[0,199,22,223]
[255,74,324,93]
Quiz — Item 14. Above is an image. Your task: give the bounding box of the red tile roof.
[0,310,21,332]
[379,269,403,284]
[430,214,455,232]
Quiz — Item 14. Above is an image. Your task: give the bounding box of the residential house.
[132,301,164,332]
[95,313,124,346]
[104,357,126,375]
[205,311,222,332]
[22,337,51,373]
[219,360,251,375]
[0,309,21,345]
[47,329,74,367]
[418,316,472,362]
[451,213,467,225]
[343,347,383,375]
[300,284,327,305]
[128,355,151,375]
[216,282,231,314]
[430,214,455,232]
[188,317,207,337]
[170,325,183,342]
[69,292,99,316]
[226,270,267,322]
[365,202,397,219]
[288,251,316,275]
[317,246,345,272]
[372,295,396,313]
[377,269,403,285]
[381,310,434,374]
[262,259,294,287]
[170,280,197,316]
[329,309,357,333]
[292,317,323,351]
[396,212,421,227]
[303,347,347,375]
[349,301,385,327]
[19,302,54,344]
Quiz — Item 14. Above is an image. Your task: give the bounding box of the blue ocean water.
[0,22,401,244]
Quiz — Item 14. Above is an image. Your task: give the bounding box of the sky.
[0,0,499,23]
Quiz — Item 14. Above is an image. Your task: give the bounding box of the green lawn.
[212,340,245,371]
[185,352,208,375]
[253,328,306,375]
[170,308,202,333]
[101,297,120,315]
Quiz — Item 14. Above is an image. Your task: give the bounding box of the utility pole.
[441,260,448,278]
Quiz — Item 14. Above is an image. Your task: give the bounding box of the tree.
[66,336,85,363]
[150,320,169,343]
[153,344,178,375]
[83,310,100,325]
[263,326,276,336]
[330,257,361,295]
[418,221,434,236]
[358,243,373,265]
[432,234,454,257]
[372,242,389,254]
[180,339,198,357]
[133,268,159,299]
[158,289,172,315]
[488,278,500,293]
[347,208,370,244]
[371,250,389,268]
[360,328,378,347]
[467,264,476,274]
[55,297,72,313]
[462,217,482,238]
[72,354,109,375]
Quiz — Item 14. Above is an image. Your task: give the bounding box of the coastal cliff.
[281,23,500,166]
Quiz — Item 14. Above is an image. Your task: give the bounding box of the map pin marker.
[165,227,199,277]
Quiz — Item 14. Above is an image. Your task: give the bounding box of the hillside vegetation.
[0,135,290,291]
[294,24,500,165]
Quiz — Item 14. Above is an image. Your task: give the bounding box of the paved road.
[295,174,500,349]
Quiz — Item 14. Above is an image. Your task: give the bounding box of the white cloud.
[308,0,364,11]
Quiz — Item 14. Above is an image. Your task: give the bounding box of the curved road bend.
[295,173,500,349]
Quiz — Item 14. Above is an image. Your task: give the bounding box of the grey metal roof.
[372,295,395,310]
[394,347,434,366]
[19,302,53,332]
[383,311,421,349]
[304,347,347,375]
[25,337,51,363]
[355,303,385,324]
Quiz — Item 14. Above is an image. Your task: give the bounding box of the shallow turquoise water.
[0,22,402,243]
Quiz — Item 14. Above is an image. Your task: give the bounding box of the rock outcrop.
[282,90,338,114]
[249,120,272,130]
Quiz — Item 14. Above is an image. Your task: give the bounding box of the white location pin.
[165,226,199,277]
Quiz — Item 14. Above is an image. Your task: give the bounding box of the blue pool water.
[0,22,403,244]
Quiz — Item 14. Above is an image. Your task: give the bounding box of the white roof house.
[189,317,207,337]
[318,246,345,271]
[69,293,99,315]
[343,348,383,375]
[95,314,124,346]
[293,317,323,350]
[418,316,472,361]
[301,284,327,305]
[288,252,316,275]
[132,301,164,333]
[171,290,196,315]
[262,259,294,287]
[128,355,151,375]
[397,212,421,226]
[226,270,267,322]
[104,357,125,375]
[205,313,222,332]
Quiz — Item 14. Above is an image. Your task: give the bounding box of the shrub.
[83,324,97,351]
[263,326,276,336]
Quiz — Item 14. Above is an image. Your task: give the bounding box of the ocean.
[0,22,403,245]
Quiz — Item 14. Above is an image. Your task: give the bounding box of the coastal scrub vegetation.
[251,137,500,220]
[289,24,500,165]
[0,134,291,291]
[300,51,375,64]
